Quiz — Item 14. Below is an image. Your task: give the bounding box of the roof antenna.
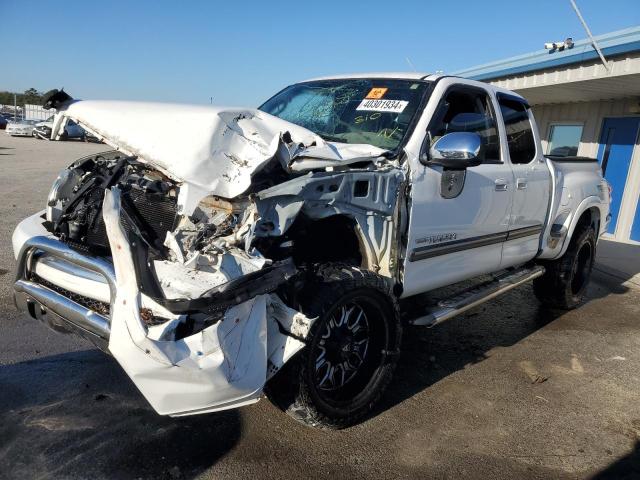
[405,57,417,72]
[568,0,610,71]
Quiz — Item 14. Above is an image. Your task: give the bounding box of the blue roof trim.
[453,26,640,81]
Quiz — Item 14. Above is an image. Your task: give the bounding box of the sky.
[1,0,639,107]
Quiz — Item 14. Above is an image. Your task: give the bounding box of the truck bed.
[538,156,609,260]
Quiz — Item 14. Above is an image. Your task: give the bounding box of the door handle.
[516,178,528,190]
[495,179,508,191]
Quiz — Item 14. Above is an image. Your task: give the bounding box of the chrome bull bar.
[13,235,115,351]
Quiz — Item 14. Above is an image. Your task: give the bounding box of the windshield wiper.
[316,132,347,143]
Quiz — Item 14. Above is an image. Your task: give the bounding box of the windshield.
[259,78,430,151]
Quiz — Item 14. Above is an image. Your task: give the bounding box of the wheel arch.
[558,198,603,258]
[287,214,377,271]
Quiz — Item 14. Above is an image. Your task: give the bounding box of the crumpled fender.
[102,187,312,416]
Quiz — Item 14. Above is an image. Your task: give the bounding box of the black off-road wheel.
[533,226,596,309]
[266,264,402,429]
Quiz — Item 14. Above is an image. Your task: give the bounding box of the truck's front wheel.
[266,264,401,429]
[533,226,596,309]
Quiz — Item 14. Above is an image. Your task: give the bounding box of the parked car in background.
[33,116,86,140]
[0,115,8,130]
[6,119,39,137]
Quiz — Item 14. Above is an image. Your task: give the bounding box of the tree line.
[0,88,48,106]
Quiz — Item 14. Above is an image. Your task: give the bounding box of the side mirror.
[426,132,484,169]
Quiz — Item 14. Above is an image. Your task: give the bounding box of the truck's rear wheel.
[266,264,401,429]
[533,226,596,309]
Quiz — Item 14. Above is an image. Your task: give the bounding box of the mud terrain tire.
[266,264,402,429]
[533,226,596,310]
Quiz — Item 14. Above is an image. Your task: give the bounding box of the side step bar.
[410,265,545,327]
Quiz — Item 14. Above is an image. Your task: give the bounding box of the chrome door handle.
[495,179,508,191]
[516,178,528,190]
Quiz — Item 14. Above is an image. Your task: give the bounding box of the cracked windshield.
[260,79,430,151]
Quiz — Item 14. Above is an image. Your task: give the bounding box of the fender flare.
[556,195,604,259]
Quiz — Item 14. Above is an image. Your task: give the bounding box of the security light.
[544,38,574,51]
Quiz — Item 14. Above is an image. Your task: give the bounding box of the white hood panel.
[54,101,387,200]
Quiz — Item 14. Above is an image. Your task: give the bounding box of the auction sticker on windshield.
[365,87,388,99]
[356,99,408,113]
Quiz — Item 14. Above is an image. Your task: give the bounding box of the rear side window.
[498,98,536,164]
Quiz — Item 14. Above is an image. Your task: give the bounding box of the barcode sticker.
[356,99,408,113]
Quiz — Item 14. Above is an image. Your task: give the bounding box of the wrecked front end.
[13,100,406,417]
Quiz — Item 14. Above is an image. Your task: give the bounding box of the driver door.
[402,83,514,297]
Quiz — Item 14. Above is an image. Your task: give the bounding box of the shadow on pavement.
[0,349,241,479]
[375,273,626,421]
[591,440,640,479]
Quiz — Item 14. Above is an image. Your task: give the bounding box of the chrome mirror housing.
[427,132,484,168]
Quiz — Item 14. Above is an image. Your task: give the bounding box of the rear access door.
[496,94,550,268]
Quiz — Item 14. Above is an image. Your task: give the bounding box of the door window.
[498,98,536,164]
[427,87,501,163]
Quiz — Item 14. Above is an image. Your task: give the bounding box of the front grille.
[32,274,169,326]
[80,188,178,255]
[33,273,110,316]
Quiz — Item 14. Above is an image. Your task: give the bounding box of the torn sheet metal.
[252,169,405,277]
[154,247,266,300]
[52,100,388,210]
[266,295,315,379]
[102,187,313,416]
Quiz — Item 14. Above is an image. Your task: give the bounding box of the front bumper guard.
[14,235,114,351]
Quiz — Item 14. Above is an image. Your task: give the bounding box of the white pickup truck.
[12,73,610,429]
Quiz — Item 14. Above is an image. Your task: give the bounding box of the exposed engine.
[45,151,300,337]
[47,151,179,256]
[46,151,254,265]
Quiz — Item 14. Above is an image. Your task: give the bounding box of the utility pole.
[569,0,610,71]
[14,93,17,120]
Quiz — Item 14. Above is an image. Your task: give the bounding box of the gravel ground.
[1,134,640,480]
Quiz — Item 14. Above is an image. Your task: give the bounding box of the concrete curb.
[594,264,640,290]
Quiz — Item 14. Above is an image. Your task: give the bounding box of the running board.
[410,265,545,327]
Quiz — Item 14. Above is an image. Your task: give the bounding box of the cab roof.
[303,72,439,82]
[299,72,529,104]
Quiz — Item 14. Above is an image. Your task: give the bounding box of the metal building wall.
[531,98,639,157]
[532,98,640,242]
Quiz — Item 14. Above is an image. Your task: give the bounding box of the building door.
[597,117,640,239]
[632,196,640,242]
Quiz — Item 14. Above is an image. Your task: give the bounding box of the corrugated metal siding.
[453,26,640,82]
[532,98,640,157]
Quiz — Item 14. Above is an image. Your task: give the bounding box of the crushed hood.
[52,100,388,199]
